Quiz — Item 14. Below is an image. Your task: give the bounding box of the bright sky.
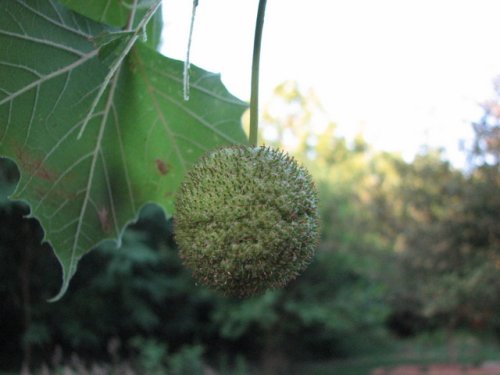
[161,0,500,167]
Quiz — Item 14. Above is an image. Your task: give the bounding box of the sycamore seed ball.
[174,146,319,297]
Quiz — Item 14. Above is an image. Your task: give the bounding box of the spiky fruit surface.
[174,146,319,297]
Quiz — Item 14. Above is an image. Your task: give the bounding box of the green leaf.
[60,0,163,50]
[0,0,248,300]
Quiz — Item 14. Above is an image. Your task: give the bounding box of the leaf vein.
[111,102,136,212]
[72,70,122,283]
[45,71,71,124]
[99,149,120,236]
[5,8,27,34]
[0,100,13,145]
[153,88,240,144]
[16,111,103,197]
[33,151,93,212]
[23,85,39,147]
[0,29,86,57]
[138,65,187,171]
[48,0,64,23]
[15,0,91,38]
[153,68,246,106]
[0,61,42,78]
[0,50,97,107]
[50,217,78,235]
[45,199,69,220]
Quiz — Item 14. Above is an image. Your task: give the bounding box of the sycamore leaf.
[60,0,163,50]
[0,0,248,300]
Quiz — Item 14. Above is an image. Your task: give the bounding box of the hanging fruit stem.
[249,0,268,147]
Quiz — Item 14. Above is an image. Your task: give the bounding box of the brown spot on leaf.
[97,206,111,233]
[15,146,55,182]
[155,159,170,176]
[35,166,54,181]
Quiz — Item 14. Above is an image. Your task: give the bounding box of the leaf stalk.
[249,0,267,147]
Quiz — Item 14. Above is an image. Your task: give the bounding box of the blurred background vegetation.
[0,79,499,375]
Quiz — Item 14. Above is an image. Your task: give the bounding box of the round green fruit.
[174,146,319,297]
